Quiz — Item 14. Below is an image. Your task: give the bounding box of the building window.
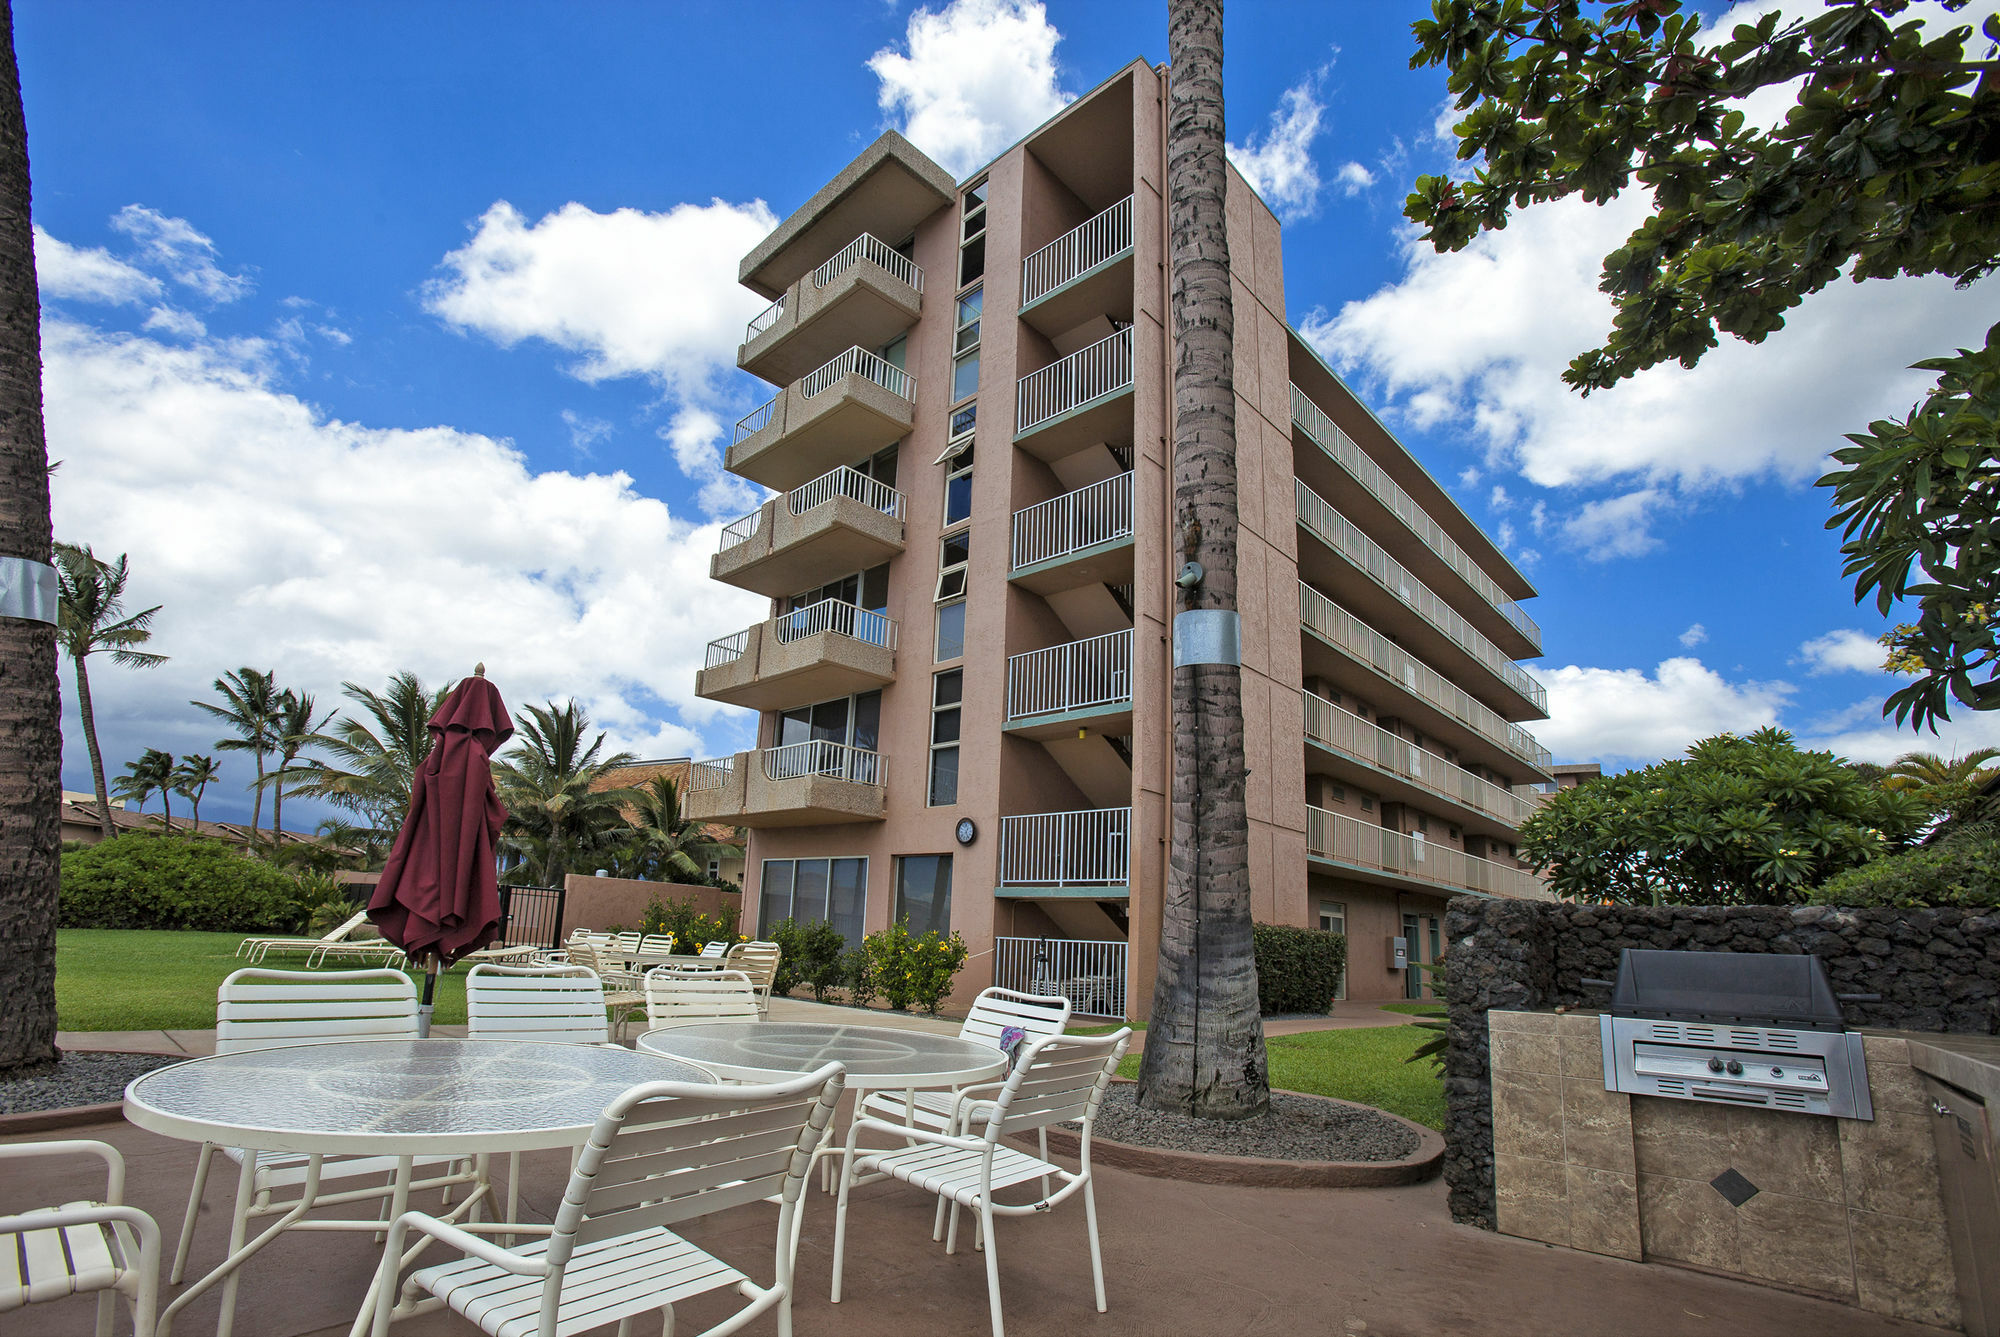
[706,858,720,880]
[951,287,981,403]
[1326,784,1346,803]
[928,670,962,806]
[759,856,867,947]
[775,690,881,779]
[935,600,966,662]
[1316,899,1349,1000]
[1361,796,1375,812]
[943,438,974,528]
[958,181,987,287]
[896,854,953,935]
[934,531,970,601]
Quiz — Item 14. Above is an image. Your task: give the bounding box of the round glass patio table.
[636,1021,1005,1090]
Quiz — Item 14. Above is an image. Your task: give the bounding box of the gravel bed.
[1074,1085,1420,1163]
[0,1051,184,1115]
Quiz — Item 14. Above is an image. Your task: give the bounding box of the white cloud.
[109,205,251,303]
[141,306,205,339]
[1334,161,1376,196]
[1228,72,1329,222]
[315,324,352,346]
[1457,466,1481,487]
[1560,487,1666,559]
[1488,485,1512,511]
[1678,623,1708,648]
[561,409,613,457]
[43,314,767,821]
[869,0,1071,178]
[423,198,776,392]
[1801,705,2000,767]
[1534,657,1794,765]
[33,227,163,306]
[659,408,763,519]
[1797,628,1887,676]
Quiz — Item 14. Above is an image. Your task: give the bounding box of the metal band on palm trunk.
[1173,609,1240,667]
[0,555,56,623]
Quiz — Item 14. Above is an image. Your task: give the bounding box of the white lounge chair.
[831,1029,1133,1337]
[698,940,729,958]
[361,1065,846,1337]
[0,1139,162,1337]
[643,968,761,1030]
[725,940,783,1012]
[236,909,370,963]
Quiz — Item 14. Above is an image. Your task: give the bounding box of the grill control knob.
[1771,1066,1784,1078]
[1725,1060,1744,1076]
[1708,1058,1725,1073]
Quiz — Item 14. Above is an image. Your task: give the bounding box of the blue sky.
[20,0,2000,830]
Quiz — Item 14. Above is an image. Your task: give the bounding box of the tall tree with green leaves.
[111,747,176,831]
[275,672,448,859]
[494,700,637,888]
[1406,0,2000,731]
[191,667,280,850]
[53,543,166,839]
[1135,0,1270,1122]
[608,774,727,882]
[173,752,221,832]
[263,687,333,843]
[0,0,61,1073]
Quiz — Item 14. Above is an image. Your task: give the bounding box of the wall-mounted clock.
[955,817,977,846]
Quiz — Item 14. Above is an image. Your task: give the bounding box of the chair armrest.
[0,1201,159,1246]
[387,1211,548,1276]
[0,1138,126,1202]
[944,1085,1007,1133]
[845,1116,989,1156]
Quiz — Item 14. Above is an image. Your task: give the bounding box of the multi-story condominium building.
[685,59,1554,1018]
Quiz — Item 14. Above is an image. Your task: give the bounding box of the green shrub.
[765,919,809,997]
[762,918,845,1000]
[61,834,305,932]
[862,920,969,1014]
[1807,827,2000,908]
[1252,923,1346,1015]
[639,891,740,948]
[843,947,877,1008]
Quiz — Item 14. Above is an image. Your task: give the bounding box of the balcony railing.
[1296,479,1547,712]
[1299,581,1553,771]
[688,756,736,792]
[995,937,1128,1018]
[745,294,786,343]
[705,629,752,671]
[812,232,924,293]
[1017,327,1133,435]
[717,510,763,553]
[999,807,1131,886]
[1303,691,1537,828]
[1291,384,1541,651]
[1021,195,1134,306]
[1306,805,1547,900]
[1011,472,1133,570]
[714,465,906,555]
[704,599,897,671]
[1007,629,1131,720]
[802,345,913,401]
[762,739,882,786]
[734,397,779,445]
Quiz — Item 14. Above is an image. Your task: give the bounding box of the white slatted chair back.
[981,1030,1130,1140]
[214,968,418,1054]
[567,927,592,943]
[698,941,729,958]
[464,965,610,1045]
[643,968,761,1028]
[724,941,782,1003]
[639,933,676,956]
[611,932,642,954]
[959,986,1070,1051]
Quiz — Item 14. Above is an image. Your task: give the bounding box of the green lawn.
[56,929,472,1032]
[1377,1001,1445,1016]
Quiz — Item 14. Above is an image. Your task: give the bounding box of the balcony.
[739,130,954,298]
[1299,580,1553,780]
[1296,478,1546,719]
[1019,195,1134,340]
[727,347,916,490]
[1014,327,1134,462]
[997,807,1131,896]
[696,599,896,712]
[711,465,905,598]
[1306,805,1550,901]
[739,234,924,386]
[683,741,886,829]
[1005,629,1132,738]
[1303,690,1537,837]
[1010,475,1133,597]
[1291,384,1541,658]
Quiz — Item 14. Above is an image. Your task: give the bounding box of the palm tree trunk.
[1134,0,1269,1120]
[158,785,172,835]
[0,0,62,1073]
[73,656,113,839]
[270,754,286,843]
[248,749,265,854]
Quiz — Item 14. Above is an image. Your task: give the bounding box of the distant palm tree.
[1883,748,2000,792]
[191,668,281,852]
[262,688,334,844]
[277,672,447,859]
[54,543,166,839]
[112,748,176,830]
[172,753,221,832]
[494,700,638,888]
[610,775,724,882]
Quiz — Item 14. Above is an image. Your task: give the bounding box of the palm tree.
[609,775,724,882]
[494,700,638,888]
[0,0,62,1072]
[1134,0,1269,1121]
[262,688,334,844]
[111,748,176,831]
[276,672,447,861]
[173,753,221,833]
[191,668,280,851]
[1883,748,2000,792]
[53,543,166,839]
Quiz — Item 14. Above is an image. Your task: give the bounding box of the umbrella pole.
[419,958,438,1038]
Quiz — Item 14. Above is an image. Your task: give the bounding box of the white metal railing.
[745,294,786,343]
[1021,195,1134,306]
[995,937,1129,1018]
[688,756,735,792]
[1299,581,1553,771]
[1296,479,1547,712]
[1291,384,1542,651]
[1303,691,1537,828]
[1306,805,1550,900]
[812,233,924,294]
[717,508,763,553]
[786,464,906,520]
[999,807,1131,886]
[801,345,914,402]
[1016,327,1133,434]
[1011,472,1134,570]
[771,597,896,649]
[1007,629,1131,720]
[734,396,779,444]
[704,629,751,670]
[761,739,882,786]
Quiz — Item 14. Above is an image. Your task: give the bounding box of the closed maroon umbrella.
[368,665,513,1034]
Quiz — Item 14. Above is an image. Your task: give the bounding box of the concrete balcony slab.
[711,494,905,599]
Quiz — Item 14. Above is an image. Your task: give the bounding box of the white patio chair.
[170,969,487,1287]
[236,908,368,962]
[831,1028,1133,1337]
[362,1065,846,1337]
[305,939,409,969]
[610,931,642,956]
[725,940,783,1012]
[638,933,677,956]
[859,987,1071,1134]
[643,968,761,1029]
[560,940,645,1040]
[699,940,729,958]
[0,1139,161,1337]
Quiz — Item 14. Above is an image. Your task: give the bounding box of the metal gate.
[496,884,566,950]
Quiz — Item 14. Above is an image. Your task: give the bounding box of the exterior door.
[1317,899,1348,1001]
[1403,912,1441,1000]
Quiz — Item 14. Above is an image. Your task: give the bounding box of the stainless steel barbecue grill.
[1598,948,1874,1121]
